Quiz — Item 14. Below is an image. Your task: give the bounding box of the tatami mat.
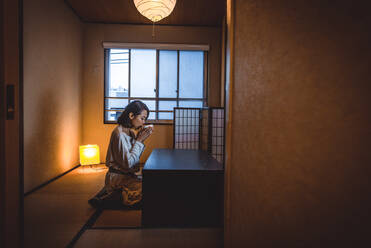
[24,164,224,247]
[75,228,223,248]
[24,164,107,248]
[93,209,142,228]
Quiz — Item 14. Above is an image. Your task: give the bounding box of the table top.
[143,149,223,172]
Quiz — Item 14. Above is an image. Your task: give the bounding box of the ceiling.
[65,0,226,26]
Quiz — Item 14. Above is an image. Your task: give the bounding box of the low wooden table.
[142,149,224,227]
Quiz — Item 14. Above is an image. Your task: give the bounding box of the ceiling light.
[133,0,177,22]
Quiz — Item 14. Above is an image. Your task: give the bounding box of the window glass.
[105,111,123,122]
[130,49,156,97]
[179,51,204,98]
[159,112,173,120]
[105,99,128,111]
[104,48,207,123]
[108,49,129,97]
[159,101,177,120]
[159,50,177,98]
[179,100,203,108]
[159,101,177,111]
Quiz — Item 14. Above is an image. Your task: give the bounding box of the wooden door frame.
[224,0,234,247]
[0,0,5,243]
[0,0,23,247]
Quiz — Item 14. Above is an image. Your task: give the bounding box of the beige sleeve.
[116,133,145,170]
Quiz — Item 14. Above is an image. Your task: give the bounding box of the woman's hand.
[136,126,153,143]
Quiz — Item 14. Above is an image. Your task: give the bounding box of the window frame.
[103,44,209,125]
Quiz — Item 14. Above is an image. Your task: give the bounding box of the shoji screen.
[173,108,201,149]
[201,108,210,151]
[173,107,225,164]
[210,108,225,164]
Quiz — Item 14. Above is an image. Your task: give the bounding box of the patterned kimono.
[104,125,145,206]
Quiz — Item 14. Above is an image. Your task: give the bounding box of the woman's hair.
[117,100,150,128]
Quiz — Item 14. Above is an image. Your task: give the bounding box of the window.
[104,44,208,124]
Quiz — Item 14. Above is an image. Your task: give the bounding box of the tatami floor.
[24,164,223,247]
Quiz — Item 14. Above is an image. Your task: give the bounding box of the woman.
[89,100,153,208]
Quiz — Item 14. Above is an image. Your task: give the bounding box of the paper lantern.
[133,0,177,22]
[79,144,100,165]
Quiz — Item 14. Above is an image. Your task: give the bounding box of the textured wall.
[82,24,221,162]
[226,0,371,247]
[23,0,83,192]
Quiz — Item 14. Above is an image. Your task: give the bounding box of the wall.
[225,0,371,247]
[82,24,221,162]
[23,0,83,192]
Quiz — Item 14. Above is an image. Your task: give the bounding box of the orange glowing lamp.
[79,144,100,165]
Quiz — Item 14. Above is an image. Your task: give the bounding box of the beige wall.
[23,0,83,192]
[82,24,221,162]
[226,0,371,247]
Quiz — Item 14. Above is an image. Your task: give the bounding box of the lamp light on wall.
[79,144,100,166]
[133,0,177,22]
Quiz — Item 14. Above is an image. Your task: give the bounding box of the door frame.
[0,0,23,247]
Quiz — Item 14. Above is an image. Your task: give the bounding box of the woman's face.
[129,110,148,129]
